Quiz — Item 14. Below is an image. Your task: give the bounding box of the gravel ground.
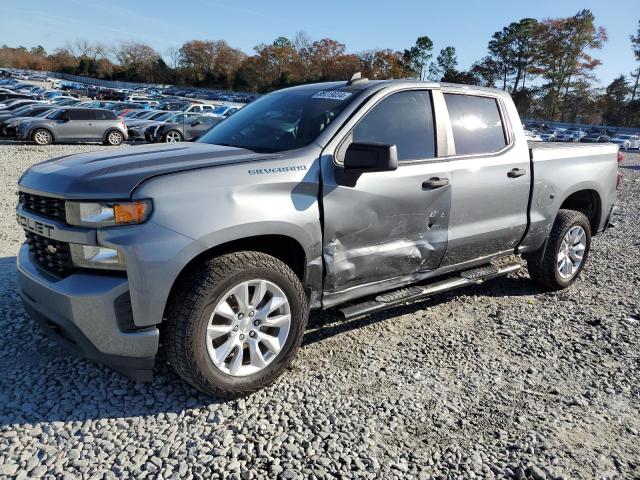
[0,140,638,480]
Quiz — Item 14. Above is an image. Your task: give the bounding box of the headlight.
[70,244,125,270]
[65,200,152,227]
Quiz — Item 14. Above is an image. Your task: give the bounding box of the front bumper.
[17,244,159,381]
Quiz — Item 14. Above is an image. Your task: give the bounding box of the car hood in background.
[18,142,280,199]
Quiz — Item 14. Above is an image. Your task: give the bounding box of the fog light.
[69,244,126,271]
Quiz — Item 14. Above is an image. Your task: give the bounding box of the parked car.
[16,107,127,145]
[0,99,39,111]
[610,134,640,150]
[208,105,241,118]
[580,134,611,143]
[14,79,620,396]
[554,129,586,142]
[125,110,175,139]
[523,129,542,141]
[153,114,224,142]
[140,112,201,142]
[0,105,59,137]
[539,129,558,141]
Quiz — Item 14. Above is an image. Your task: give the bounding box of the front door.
[320,89,452,307]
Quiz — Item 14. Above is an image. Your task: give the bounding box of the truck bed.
[523,141,618,252]
[528,141,618,160]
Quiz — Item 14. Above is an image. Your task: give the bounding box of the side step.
[337,262,521,320]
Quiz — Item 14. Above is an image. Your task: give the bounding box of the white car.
[611,134,640,150]
[524,129,542,141]
[554,130,586,142]
[207,105,241,118]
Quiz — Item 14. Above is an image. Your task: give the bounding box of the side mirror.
[62,116,70,122]
[343,142,398,173]
[191,121,200,127]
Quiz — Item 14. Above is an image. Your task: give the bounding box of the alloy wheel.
[33,130,51,145]
[166,131,182,142]
[206,279,291,377]
[557,225,587,279]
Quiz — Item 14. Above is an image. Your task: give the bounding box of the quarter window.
[444,94,507,155]
[351,90,435,161]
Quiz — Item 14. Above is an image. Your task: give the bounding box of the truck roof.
[280,78,510,98]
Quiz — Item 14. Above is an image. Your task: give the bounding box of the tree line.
[1,10,639,127]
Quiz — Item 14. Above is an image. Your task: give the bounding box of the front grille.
[24,231,73,276]
[18,192,66,221]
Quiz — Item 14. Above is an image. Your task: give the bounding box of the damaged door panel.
[322,165,451,305]
[319,89,451,307]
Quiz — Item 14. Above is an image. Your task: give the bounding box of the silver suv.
[17,107,128,145]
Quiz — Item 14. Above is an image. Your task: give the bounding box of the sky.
[1,0,638,87]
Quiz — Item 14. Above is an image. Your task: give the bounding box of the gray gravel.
[0,139,639,479]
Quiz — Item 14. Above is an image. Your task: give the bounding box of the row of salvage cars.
[524,123,640,150]
[0,99,240,145]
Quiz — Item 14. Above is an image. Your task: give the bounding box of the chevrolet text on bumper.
[16,78,620,397]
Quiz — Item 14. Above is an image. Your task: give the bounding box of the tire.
[163,130,183,143]
[164,251,308,397]
[32,128,53,145]
[104,130,124,146]
[525,209,591,290]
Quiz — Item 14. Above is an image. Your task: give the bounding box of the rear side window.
[444,94,507,156]
[351,90,435,161]
[95,110,116,120]
[67,110,91,120]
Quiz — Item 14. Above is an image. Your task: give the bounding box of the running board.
[337,263,521,320]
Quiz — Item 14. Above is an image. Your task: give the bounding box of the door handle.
[507,168,526,178]
[422,177,449,189]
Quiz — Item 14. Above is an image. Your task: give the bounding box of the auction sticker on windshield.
[312,91,352,101]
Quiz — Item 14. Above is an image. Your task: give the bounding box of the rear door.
[321,88,452,307]
[91,109,115,139]
[439,92,531,267]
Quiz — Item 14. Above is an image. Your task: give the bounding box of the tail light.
[617,151,624,164]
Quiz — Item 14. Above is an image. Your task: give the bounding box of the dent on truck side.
[120,147,324,327]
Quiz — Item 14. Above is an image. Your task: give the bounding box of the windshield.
[615,135,631,139]
[198,86,363,152]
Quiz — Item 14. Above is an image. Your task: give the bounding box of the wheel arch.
[557,188,602,235]
[163,233,315,323]
[30,126,55,142]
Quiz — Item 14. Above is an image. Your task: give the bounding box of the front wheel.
[164,251,308,397]
[525,209,591,290]
[32,128,53,145]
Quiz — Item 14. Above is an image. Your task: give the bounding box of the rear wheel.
[164,130,183,143]
[164,251,308,397]
[525,209,591,290]
[32,128,52,145]
[105,130,124,146]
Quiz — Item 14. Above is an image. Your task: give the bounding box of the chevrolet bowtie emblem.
[46,245,58,254]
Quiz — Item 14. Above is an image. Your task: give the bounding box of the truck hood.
[18,142,279,199]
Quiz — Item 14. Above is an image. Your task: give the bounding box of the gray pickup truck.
[16,79,620,396]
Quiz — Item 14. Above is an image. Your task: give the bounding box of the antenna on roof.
[347,72,368,86]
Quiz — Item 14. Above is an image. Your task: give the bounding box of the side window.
[67,110,88,120]
[350,90,435,161]
[444,93,507,156]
